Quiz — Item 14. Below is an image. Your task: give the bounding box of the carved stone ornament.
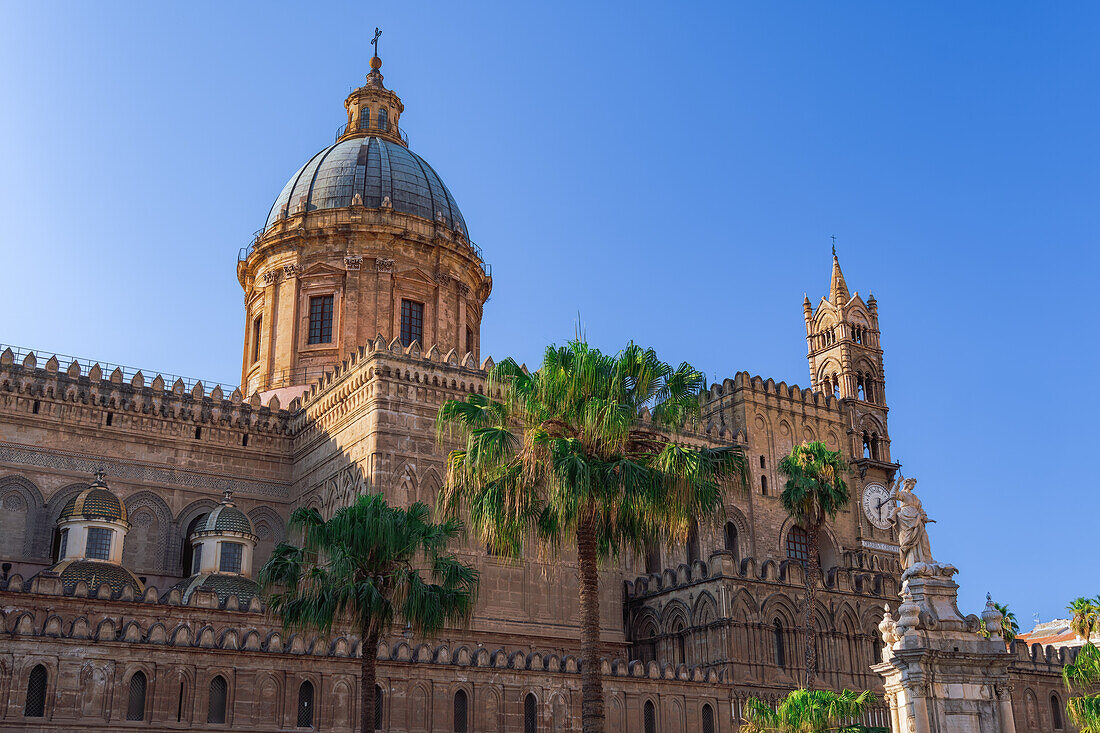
[283,264,298,278]
[375,258,395,273]
[381,195,393,209]
[433,271,451,285]
[457,281,470,296]
[982,593,1004,637]
[350,193,363,206]
[878,603,901,649]
[262,270,280,285]
[344,255,362,271]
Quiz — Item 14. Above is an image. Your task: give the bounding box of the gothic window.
[786,526,810,565]
[1050,693,1064,729]
[761,475,768,495]
[252,316,262,363]
[85,527,113,560]
[774,620,786,668]
[219,542,243,574]
[57,528,68,560]
[453,689,468,732]
[675,625,687,665]
[643,699,657,733]
[862,432,872,459]
[870,433,880,461]
[377,108,388,131]
[375,684,384,730]
[400,299,424,347]
[359,108,370,130]
[701,703,715,733]
[723,522,738,560]
[24,664,47,717]
[126,671,147,721]
[308,295,334,345]
[524,693,538,733]
[686,521,700,565]
[759,455,766,469]
[207,675,228,724]
[296,680,314,728]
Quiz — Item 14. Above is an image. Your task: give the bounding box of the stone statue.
[885,476,955,580]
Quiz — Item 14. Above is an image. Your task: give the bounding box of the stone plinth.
[873,573,1017,733]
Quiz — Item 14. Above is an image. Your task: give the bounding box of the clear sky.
[1,3,1095,624]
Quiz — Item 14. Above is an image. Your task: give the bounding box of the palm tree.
[741,688,877,732]
[777,441,851,689]
[437,340,748,733]
[258,493,478,733]
[1065,595,1100,732]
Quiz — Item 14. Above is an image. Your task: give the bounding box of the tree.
[258,494,478,733]
[437,340,748,732]
[777,441,851,689]
[741,688,877,733]
[1064,595,1100,732]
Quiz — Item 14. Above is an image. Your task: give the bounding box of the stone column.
[908,682,932,733]
[887,693,902,733]
[996,684,1017,733]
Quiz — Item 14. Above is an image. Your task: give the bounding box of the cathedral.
[0,52,1074,732]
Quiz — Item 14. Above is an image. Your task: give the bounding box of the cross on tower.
[831,235,837,257]
[371,27,382,58]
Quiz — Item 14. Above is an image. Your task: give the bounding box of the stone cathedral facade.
[0,56,1075,732]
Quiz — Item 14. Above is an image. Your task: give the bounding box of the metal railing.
[335,121,408,145]
[0,343,239,396]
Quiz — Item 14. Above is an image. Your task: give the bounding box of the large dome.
[265,136,468,238]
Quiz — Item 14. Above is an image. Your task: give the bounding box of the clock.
[862,483,893,530]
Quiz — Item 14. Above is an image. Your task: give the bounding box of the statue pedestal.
[873,574,1017,733]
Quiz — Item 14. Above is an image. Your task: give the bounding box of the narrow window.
[1051,693,1063,729]
[195,426,202,439]
[466,325,473,354]
[296,680,314,728]
[524,693,538,733]
[242,434,249,447]
[786,526,810,566]
[701,703,715,733]
[177,681,185,722]
[761,475,768,495]
[377,108,388,131]
[686,521,700,565]
[774,620,786,667]
[644,699,657,733]
[308,295,334,345]
[192,543,203,574]
[453,689,468,733]
[32,399,40,414]
[127,671,148,721]
[85,527,113,560]
[375,684,384,730]
[207,675,227,724]
[219,542,244,574]
[24,664,47,717]
[400,299,424,347]
[252,316,262,363]
[676,627,687,664]
[723,522,738,559]
[182,515,207,575]
[106,411,113,426]
[57,528,69,561]
[759,455,766,469]
[359,108,370,130]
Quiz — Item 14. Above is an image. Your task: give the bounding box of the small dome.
[59,485,127,523]
[168,573,259,605]
[265,136,468,238]
[40,559,143,596]
[194,502,255,537]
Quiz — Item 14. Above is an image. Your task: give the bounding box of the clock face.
[862,483,893,530]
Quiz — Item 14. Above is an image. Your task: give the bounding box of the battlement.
[624,550,899,601]
[704,371,838,409]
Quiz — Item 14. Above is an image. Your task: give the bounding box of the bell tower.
[804,247,894,469]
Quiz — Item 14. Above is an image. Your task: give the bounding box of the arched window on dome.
[85,527,113,561]
[182,514,208,575]
[219,542,244,574]
[359,108,370,131]
[56,528,69,561]
[377,108,388,131]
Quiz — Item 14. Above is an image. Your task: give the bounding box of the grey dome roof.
[194,503,255,537]
[266,136,468,238]
[168,573,259,605]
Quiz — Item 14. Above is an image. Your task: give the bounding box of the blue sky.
[1,3,1095,623]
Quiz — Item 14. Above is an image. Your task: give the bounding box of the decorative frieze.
[344,255,362,271]
[375,258,395,273]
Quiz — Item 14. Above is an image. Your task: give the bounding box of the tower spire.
[829,242,850,305]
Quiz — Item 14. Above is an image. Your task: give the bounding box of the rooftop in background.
[1015,618,1099,650]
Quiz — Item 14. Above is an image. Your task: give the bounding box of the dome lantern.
[186,489,258,577]
[341,41,406,147]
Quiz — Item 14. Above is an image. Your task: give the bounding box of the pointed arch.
[0,474,45,560]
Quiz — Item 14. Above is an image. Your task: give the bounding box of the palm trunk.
[804,521,821,690]
[577,518,605,733]
[361,622,380,733]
